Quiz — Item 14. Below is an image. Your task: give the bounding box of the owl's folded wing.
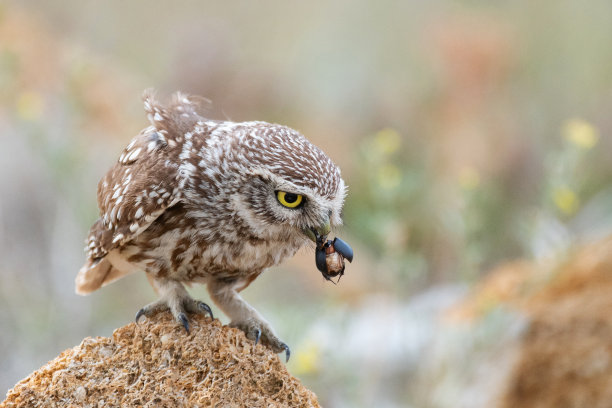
[76,91,200,293]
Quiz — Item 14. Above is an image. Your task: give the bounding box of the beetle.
[315,236,354,283]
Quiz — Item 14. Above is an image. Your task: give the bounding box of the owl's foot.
[230,317,291,362]
[135,295,213,333]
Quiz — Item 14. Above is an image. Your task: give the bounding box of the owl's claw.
[253,328,262,346]
[281,342,291,363]
[230,317,290,362]
[177,312,190,333]
[195,301,214,320]
[135,308,145,323]
[135,295,213,334]
[135,299,169,323]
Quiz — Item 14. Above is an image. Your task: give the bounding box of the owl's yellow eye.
[276,191,304,208]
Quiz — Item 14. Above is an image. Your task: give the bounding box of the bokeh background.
[2,1,612,407]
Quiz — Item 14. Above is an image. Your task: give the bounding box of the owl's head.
[231,123,347,244]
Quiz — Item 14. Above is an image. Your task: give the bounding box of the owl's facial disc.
[241,169,344,244]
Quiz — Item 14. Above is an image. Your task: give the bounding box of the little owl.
[75,91,350,361]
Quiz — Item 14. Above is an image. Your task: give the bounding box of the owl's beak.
[303,219,331,243]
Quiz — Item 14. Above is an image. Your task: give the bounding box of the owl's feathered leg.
[135,277,213,333]
[207,278,290,362]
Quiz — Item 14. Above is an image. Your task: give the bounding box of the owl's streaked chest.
[114,203,303,283]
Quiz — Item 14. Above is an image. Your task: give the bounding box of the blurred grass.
[1,1,612,407]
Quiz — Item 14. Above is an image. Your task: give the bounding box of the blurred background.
[2,1,612,407]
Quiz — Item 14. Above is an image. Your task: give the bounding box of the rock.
[2,314,319,407]
[500,237,612,408]
[442,236,612,408]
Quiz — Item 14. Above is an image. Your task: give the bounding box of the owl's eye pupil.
[284,193,298,203]
[276,191,304,208]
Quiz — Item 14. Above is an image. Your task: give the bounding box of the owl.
[75,91,349,361]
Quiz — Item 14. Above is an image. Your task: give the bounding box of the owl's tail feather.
[75,257,125,295]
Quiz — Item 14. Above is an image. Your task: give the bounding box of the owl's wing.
[77,92,199,294]
[100,130,182,248]
[76,127,182,294]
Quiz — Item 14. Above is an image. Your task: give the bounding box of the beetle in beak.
[303,221,354,283]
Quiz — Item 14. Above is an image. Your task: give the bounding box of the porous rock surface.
[2,314,319,407]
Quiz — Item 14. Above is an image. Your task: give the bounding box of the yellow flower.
[458,166,480,191]
[377,164,402,190]
[291,342,320,375]
[16,91,44,121]
[552,186,579,215]
[374,128,401,155]
[562,118,599,150]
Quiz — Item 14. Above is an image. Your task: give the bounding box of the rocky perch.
[2,314,319,407]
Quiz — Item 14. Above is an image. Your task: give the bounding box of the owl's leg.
[135,277,213,333]
[207,278,290,362]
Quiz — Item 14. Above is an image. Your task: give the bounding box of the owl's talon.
[183,298,213,320]
[177,312,190,333]
[135,289,212,334]
[135,308,146,323]
[281,342,291,362]
[134,298,170,323]
[197,301,214,319]
[230,317,289,361]
[254,328,262,346]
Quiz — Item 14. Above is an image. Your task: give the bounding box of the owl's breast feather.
[212,237,303,273]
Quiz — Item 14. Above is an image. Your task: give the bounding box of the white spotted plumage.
[75,90,348,356]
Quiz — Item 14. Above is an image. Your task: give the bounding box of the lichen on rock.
[2,314,319,407]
